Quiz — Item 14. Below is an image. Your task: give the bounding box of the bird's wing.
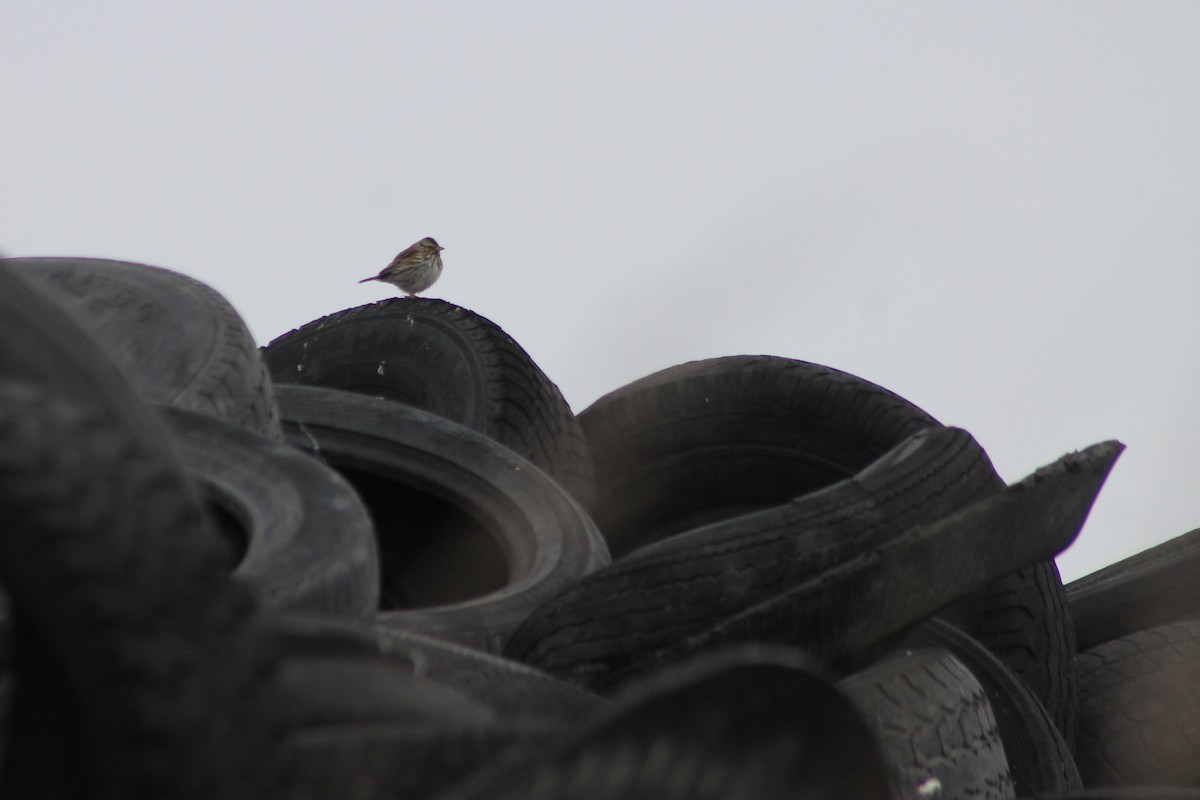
[390,241,422,262]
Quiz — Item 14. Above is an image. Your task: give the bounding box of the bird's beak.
[438,246,445,251]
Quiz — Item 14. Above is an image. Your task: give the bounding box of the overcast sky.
[5,4,1199,581]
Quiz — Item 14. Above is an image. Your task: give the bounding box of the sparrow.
[358,237,444,296]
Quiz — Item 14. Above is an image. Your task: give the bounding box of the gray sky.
[6,3,1200,581]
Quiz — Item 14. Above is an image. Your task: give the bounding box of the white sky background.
[5,4,1200,582]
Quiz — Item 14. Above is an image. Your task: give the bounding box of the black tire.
[505,431,1119,693]
[0,380,271,799]
[504,425,998,688]
[262,298,594,508]
[1067,526,1200,652]
[0,593,11,778]
[839,647,1016,800]
[275,384,610,653]
[259,614,606,727]
[580,355,1080,742]
[269,650,532,800]
[432,646,893,800]
[158,406,379,618]
[642,440,1117,688]
[1024,790,1200,799]
[1075,621,1200,788]
[0,264,275,797]
[906,618,1082,797]
[578,355,940,557]
[371,626,607,727]
[938,560,1080,750]
[4,256,282,440]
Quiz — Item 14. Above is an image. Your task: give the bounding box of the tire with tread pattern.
[432,646,892,800]
[159,406,380,618]
[0,381,271,799]
[0,263,275,798]
[1067,526,1200,651]
[905,618,1082,797]
[262,298,594,508]
[271,652,527,800]
[840,647,1016,800]
[579,355,941,556]
[504,425,1002,689]
[505,431,1118,697]
[4,256,282,439]
[1024,791,1200,799]
[260,615,605,727]
[1075,621,1200,788]
[579,355,1079,742]
[275,384,609,653]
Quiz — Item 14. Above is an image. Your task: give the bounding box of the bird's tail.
[358,276,379,284]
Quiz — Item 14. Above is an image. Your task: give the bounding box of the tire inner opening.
[337,466,509,610]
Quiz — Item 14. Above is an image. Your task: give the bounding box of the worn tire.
[369,626,606,727]
[432,646,892,800]
[159,406,379,617]
[840,647,1016,800]
[0,380,270,799]
[939,559,1079,750]
[506,430,1118,694]
[0,264,275,798]
[906,618,1082,797]
[580,355,1080,741]
[644,442,1117,688]
[259,618,604,734]
[1024,790,1200,799]
[269,651,527,800]
[1075,621,1200,788]
[579,355,939,557]
[4,256,282,439]
[259,614,606,728]
[504,425,1001,688]
[1027,791,1200,796]
[1067,526,1200,652]
[262,298,594,508]
[275,384,609,653]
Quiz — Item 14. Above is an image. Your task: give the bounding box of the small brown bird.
[358,237,445,296]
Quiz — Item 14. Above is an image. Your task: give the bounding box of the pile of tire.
[0,257,1195,800]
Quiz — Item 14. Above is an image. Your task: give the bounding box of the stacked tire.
[0,255,1191,799]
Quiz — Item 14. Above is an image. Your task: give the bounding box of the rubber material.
[0,381,270,799]
[1024,791,1200,799]
[501,429,998,690]
[4,256,282,440]
[432,646,892,800]
[579,355,940,557]
[0,593,11,779]
[1075,621,1200,788]
[623,439,1120,693]
[906,619,1082,797]
[282,722,531,800]
[506,431,1119,694]
[1067,526,1200,651]
[275,384,610,653]
[578,354,1080,735]
[270,652,533,800]
[0,264,275,798]
[159,406,379,617]
[940,559,1079,749]
[259,615,605,727]
[840,647,1015,800]
[504,425,1000,689]
[262,298,594,508]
